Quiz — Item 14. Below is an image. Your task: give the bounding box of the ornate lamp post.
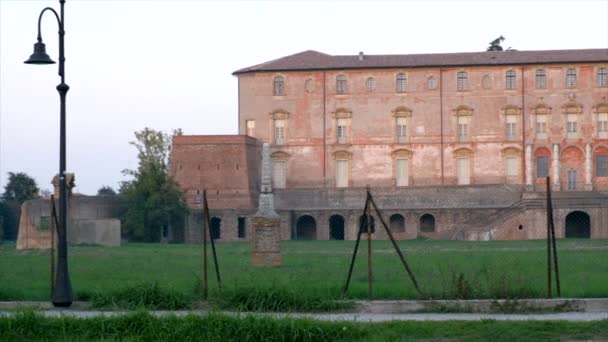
[24,0,72,307]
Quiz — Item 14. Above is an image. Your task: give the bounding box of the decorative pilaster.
[552,144,560,191]
[525,144,533,191]
[585,143,593,190]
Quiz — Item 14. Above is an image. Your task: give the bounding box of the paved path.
[1,310,607,322]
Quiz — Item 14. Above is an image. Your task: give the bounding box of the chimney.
[358,51,364,61]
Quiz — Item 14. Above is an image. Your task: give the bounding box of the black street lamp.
[25,0,72,307]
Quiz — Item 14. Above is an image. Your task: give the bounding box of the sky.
[0,0,607,195]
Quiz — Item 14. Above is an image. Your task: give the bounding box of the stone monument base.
[251,216,282,267]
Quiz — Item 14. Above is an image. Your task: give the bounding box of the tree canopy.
[2,172,39,203]
[97,186,117,196]
[120,128,187,242]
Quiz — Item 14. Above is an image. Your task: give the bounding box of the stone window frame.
[273,75,285,96]
[565,67,577,89]
[593,103,608,138]
[501,147,522,179]
[500,105,522,141]
[535,69,547,89]
[454,147,474,185]
[392,106,412,144]
[271,151,290,189]
[597,67,608,88]
[245,119,255,137]
[392,149,413,187]
[457,71,468,91]
[333,108,352,145]
[332,150,353,188]
[269,109,290,145]
[396,72,408,93]
[562,102,583,139]
[336,74,347,94]
[454,105,473,142]
[505,69,517,90]
[532,104,552,140]
[366,77,376,92]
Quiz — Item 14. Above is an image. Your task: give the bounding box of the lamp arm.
[37,7,61,42]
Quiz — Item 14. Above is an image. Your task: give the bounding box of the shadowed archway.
[296,215,317,240]
[329,215,345,240]
[565,211,590,238]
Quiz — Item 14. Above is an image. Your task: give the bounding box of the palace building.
[170,49,608,242]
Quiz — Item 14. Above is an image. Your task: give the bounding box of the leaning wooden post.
[343,197,368,295]
[366,191,373,300]
[547,177,561,297]
[545,177,552,298]
[203,190,222,289]
[194,191,207,299]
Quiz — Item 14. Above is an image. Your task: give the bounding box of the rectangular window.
[536,115,547,137]
[537,156,549,178]
[336,160,349,188]
[274,119,285,145]
[237,217,246,238]
[505,157,519,177]
[568,170,577,190]
[597,155,608,177]
[456,158,470,185]
[396,117,407,143]
[457,71,468,91]
[505,115,517,140]
[566,69,577,88]
[246,120,255,137]
[536,69,546,89]
[567,113,577,138]
[272,160,286,189]
[457,116,468,142]
[337,118,348,144]
[598,113,608,137]
[396,158,409,186]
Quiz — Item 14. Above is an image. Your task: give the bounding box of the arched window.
[566,68,577,88]
[273,76,284,96]
[296,215,317,240]
[457,71,468,91]
[535,69,546,89]
[336,75,347,94]
[396,73,407,93]
[420,214,435,232]
[366,77,376,92]
[598,68,608,88]
[505,70,516,89]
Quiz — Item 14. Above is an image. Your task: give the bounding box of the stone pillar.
[552,144,560,191]
[525,144,533,190]
[585,143,593,190]
[251,143,282,266]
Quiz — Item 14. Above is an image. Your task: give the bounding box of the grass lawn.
[1,239,607,303]
[1,311,608,342]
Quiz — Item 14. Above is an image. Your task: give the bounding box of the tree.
[2,172,39,203]
[1,172,39,241]
[97,186,117,196]
[120,128,188,242]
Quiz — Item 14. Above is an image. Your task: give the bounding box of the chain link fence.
[2,180,607,303]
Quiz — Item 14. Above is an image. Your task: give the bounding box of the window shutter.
[457,158,470,185]
[336,160,348,187]
[505,157,519,177]
[396,159,409,186]
[272,160,286,189]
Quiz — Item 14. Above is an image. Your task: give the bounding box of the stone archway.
[210,217,221,240]
[420,214,435,232]
[329,215,345,240]
[565,211,591,238]
[296,215,317,240]
[390,214,405,233]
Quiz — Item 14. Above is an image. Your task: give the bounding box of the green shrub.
[91,282,188,310]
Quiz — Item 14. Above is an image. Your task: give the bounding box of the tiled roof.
[233,49,608,74]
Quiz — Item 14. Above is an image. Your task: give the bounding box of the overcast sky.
[0,0,607,195]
